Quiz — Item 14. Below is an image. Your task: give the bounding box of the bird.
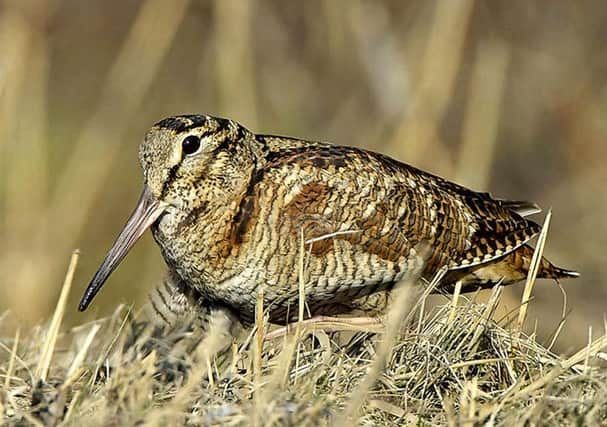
[78,114,578,332]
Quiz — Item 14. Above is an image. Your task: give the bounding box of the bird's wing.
[247,139,541,275]
[403,164,543,269]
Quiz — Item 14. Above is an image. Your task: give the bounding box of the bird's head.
[78,115,257,311]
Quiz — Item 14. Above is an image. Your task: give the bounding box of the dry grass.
[1,261,606,426]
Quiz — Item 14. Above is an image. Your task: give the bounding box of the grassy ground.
[1,254,606,425]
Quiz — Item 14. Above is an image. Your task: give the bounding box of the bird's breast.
[151,206,255,289]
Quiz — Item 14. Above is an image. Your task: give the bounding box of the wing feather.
[256,136,543,275]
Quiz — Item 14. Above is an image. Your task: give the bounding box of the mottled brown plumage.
[79,114,578,328]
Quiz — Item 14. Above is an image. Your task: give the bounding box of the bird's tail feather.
[515,244,580,280]
[500,200,542,217]
[539,262,580,280]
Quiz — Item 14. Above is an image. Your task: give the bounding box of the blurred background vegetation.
[0,0,605,352]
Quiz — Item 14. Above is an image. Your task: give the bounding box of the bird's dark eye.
[182,135,201,155]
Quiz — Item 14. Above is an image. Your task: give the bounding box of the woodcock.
[79,115,578,329]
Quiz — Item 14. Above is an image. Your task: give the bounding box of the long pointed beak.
[78,186,167,311]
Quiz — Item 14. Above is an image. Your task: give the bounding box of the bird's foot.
[265,315,384,340]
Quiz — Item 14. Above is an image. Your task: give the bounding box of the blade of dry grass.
[583,326,592,373]
[448,280,463,323]
[298,228,306,328]
[3,328,19,391]
[64,323,101,387]
[89,305,132,387]
[465,283,504,355]
[516,210,552,333]
[62,390,82,423]
[253,288,265,426]
[255,288,264,382]
[546,281,569,351]
[35,249,79,382]
[416,291,427,335]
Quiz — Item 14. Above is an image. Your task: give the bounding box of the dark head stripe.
[154,115,236,135]
[154,115,208,133]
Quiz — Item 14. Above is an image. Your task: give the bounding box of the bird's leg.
[265,315,384,340]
